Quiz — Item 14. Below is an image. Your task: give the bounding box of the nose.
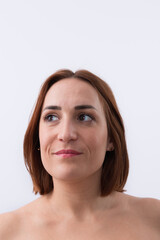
[57,118,78,142]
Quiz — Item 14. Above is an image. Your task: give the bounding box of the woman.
[0,69,160,239]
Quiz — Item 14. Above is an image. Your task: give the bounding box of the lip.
[54,149,82,155]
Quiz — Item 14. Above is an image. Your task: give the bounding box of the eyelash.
[43,113,95,123]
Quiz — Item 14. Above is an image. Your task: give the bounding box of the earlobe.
[106,142,114,151]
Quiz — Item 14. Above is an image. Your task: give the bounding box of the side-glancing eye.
[43,113,95,123]
[78,113,94,122]
[44,114,58,122]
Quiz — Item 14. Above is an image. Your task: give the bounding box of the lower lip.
[55,153,81,158]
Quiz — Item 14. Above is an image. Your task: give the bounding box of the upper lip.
[55,149,82,154]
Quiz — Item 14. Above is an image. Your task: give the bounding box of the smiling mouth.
[55,149,82,154]
[53,149,82,158]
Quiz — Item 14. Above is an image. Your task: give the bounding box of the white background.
[0,0,160,214]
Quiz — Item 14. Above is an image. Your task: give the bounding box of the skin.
[0,78,160,240]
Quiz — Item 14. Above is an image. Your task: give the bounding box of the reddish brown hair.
[23,69,129,196]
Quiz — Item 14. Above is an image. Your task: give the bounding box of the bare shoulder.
[0,211,20,240]
[128,194,160,217]
[0,197,44,240]
[123,193,160,229]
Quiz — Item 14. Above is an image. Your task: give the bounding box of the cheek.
[39,127,53,175]
[39,125,53,152]
[87,128,108,158]
[39,128,46,149]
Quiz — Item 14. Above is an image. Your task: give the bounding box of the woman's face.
[39,78,112,182]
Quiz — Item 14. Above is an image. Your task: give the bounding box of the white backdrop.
[0,0,160,214]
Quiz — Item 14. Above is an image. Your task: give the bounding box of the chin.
[50,166,85,182]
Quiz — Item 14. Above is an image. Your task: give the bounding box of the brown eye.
[78,114,94,122]
[44,114,58,122]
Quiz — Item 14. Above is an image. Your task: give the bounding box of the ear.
[106,142,114,151]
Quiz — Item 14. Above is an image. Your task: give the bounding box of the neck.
[45,170,116,220]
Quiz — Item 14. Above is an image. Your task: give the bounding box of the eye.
[44,114,58,122]
[78,113,94,122]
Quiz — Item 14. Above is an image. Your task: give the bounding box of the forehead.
[43,78,103,111]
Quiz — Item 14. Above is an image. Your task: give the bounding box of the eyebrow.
[43,105,97,112]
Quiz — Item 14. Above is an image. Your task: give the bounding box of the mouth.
[54,149,82,158]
